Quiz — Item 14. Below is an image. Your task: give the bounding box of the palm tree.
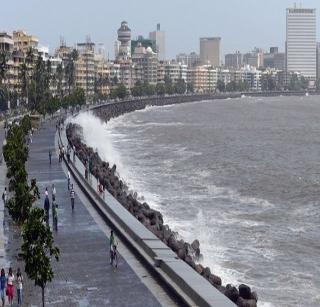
[55,63,64,98]
[18,63,28,103]
[65,49,78,95]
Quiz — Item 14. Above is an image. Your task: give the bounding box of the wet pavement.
[7,120,161,306]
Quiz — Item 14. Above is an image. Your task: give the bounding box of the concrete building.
[240,66,262,91]
[187,65,217,92]
[200,37,221,66]
[36,46,50,61]
[132,44,158,84]
[75,41,95,97]
[243,48,264,68]
[149,24,166,61]
[317,42,320,81]
[164,61,187,83]
[264,47,285,70]
[225,51,242,69]
[286,6,317,80]
[12,30,38,53]
[0,32,14,53]
[176,52,200,67]
[131,36,156,55]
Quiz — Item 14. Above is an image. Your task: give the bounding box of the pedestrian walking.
[67,170,71,190]
[70,184,75,211]
[6,268,14,306]
[2,188,7,205]
[16,268,23,306]
[52,201,58,231]
[44,195,50,226]
[45,187,49,198]
[0,269,6,307]
[73,145,76,162]
[52,184,56,202]
[49,150,52,165]
[109,230,118,268]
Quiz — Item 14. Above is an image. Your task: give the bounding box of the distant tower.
[149,23,166,61]
[117,21,131,60]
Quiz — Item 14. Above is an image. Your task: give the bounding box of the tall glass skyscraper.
[286,6,316,80]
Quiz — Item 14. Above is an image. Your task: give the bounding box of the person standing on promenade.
[52,184,56,203]
[16,268,23,306]
[49,150,52,165]
[44,195,50,226]
[70,184,75,211]
[109,230,118,268]
[52,201,58,231]
[6,268,14,306]
[73,145,76,162]
[0,269,6,307]
[67,170,71,190]
[2,188,7,205]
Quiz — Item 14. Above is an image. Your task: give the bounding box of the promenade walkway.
[19,120,163,306]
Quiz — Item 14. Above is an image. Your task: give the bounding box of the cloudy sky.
[2,0,320,58]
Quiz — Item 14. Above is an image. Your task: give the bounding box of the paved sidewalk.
[21,121,161,306]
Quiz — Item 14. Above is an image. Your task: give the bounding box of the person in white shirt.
[16,268,23,306]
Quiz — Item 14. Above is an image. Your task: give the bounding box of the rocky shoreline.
[66,96,259,307]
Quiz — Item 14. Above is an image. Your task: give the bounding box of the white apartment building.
[286,6,316,80]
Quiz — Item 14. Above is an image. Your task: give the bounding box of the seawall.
[65,94,268,306]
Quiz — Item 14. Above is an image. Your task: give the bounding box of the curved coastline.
[66,92,315,306]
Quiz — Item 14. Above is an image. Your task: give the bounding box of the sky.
[2,0,320,59]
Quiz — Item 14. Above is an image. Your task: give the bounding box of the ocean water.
[73,96,320,307]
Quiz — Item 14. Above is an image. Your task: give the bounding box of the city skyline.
[2,0,320,59]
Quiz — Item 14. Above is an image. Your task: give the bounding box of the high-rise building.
[176,52,200,67]
[243,48,264,68]
[264,47,285,70]
[317,43,320,81]
[200,37,221,66]
[286,6,316,80]
[149,24,166,61]
[117,21,131,60]
[225,51,242,69]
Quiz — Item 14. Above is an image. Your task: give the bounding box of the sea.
[73,95,320,307]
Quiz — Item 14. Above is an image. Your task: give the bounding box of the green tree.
[55,63,64,98]
[20,208,59,307]
[115,83,127,99]
[187,82,194,93]
[216,79,225,92]
[164,75,174,95]
[19,63,28,103]
[175,78,187,94]
[131,80,143,97]
[155,83,166,96]
[143,81,155,96]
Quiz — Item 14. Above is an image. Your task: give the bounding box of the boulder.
[195,264,204,275]
[225,284,239,303]
[239,284,251,300]
[191,239,200,251]
[202,267,211,279]
[208,273,222,286]
[177,248,186,260]
[251,291,258,302]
